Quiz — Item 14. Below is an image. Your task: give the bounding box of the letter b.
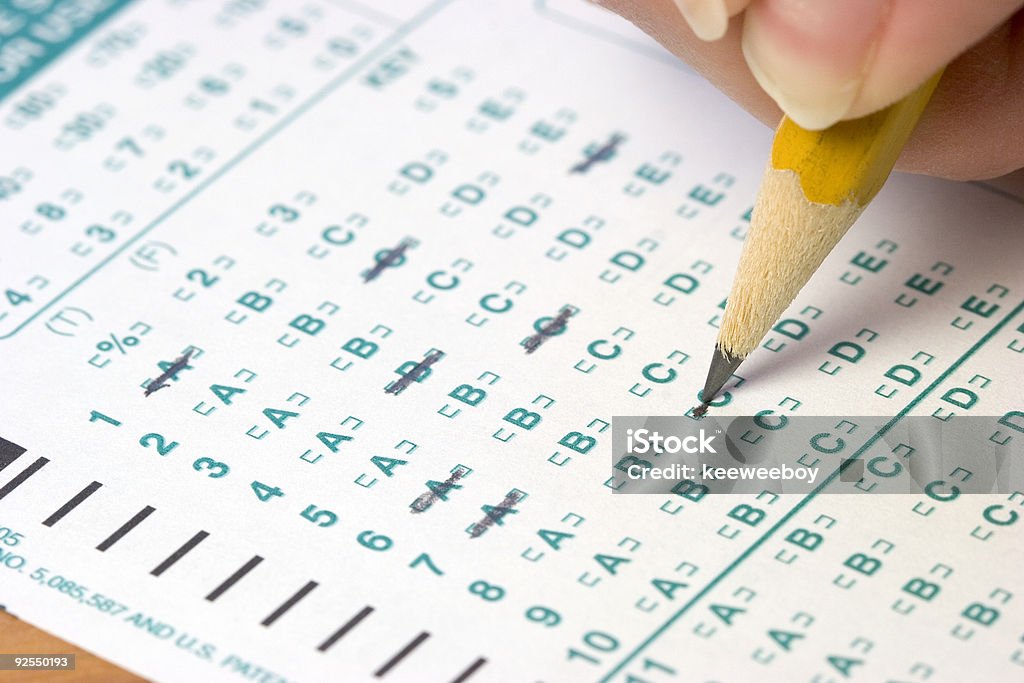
[342,337,378,359]
[903,577,940,602]
[238,291,272,312]
[671,479,707,502]
[785,528,822,551]
[504,408,541,430]
[844,553,881,576]
[962,603,999,627]
[559,432,595,454]
[728,504,765,527]
[290,314,325,336]
[615,454,652,473]
[450,384,486,406]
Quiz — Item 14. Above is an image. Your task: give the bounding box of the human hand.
[595,0,1024,180]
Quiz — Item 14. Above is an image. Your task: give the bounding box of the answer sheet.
[1,1,1023,681]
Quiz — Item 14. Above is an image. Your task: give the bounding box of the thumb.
[740,0,1024,129]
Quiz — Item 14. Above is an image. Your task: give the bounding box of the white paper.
[2,1,1023,681]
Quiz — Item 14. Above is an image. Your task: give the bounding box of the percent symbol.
[88,322,152,369]
[96,333,139,354]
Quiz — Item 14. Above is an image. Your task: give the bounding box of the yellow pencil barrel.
[771,70,943,207]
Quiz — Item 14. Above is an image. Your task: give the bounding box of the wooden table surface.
[0,612,143,682]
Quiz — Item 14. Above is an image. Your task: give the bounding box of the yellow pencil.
[696,71,944,414]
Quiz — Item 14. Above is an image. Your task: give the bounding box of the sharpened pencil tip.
[700,346,744,408]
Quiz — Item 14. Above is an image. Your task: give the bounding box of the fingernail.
[673,0,729,41]
[741,0,888,129]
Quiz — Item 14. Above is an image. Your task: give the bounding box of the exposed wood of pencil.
[716,72,943,359]
[717,168,863,358]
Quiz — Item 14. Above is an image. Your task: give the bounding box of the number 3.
[193,457,229,478]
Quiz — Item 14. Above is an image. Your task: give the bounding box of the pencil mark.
[151,530,209,576]
[570,132,625,174]
[43,481,103,527]
[261,580,318,627]
[385,350,444,395]
[144,349,194,397]
[96,505,155,551]
[523,306,574,353]
[450,657,487,683]
[0,457,48,501]
[374,631,430,678]
[363,238,417,283]
[468,489,526,538]
[206,555,264,602]
[318,605,375,652]
[410,466,469,513]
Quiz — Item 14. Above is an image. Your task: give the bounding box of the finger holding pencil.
[697,71,942,414]
[594,0,1024,415]
[595,0,1024,179]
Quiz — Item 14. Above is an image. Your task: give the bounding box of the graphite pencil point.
[700,346,743,407]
